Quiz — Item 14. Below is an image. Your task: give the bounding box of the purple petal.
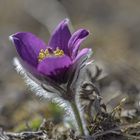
[48,19,71,54]
[18,57,41,77]
[67,48,92,87]
[73,48,92,64]
[10,32,47,67]
[37,55,72,83]
[68,29,89,59]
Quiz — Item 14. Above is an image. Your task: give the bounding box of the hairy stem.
[70,100,86,136]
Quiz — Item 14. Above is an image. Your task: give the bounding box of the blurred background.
[0,0,140,131]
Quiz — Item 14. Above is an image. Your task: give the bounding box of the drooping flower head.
[10,19,92,84]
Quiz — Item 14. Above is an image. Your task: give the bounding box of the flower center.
[38,47,64,62]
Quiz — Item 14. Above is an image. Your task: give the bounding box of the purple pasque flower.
[10,19,92,84]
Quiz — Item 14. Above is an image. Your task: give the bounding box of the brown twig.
[0,129,48,140]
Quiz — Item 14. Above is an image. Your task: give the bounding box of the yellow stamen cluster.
[38,48,64,62]
[54,48,64,56]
